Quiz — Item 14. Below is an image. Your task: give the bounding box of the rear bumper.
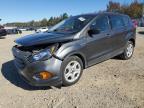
[12,47,63,87]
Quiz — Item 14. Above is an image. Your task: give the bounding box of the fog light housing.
[33,71,53,80]
[39,71,53,80]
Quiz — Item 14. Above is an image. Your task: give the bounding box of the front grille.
[15,57,26,69]
[12,46,32,69]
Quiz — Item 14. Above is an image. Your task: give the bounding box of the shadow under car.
[1,60,51,91]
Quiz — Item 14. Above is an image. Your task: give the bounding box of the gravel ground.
[0,28,144,108]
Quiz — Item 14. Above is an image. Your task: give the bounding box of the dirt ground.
[0,28,144,108]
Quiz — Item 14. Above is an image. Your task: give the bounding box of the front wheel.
[61,56,83,86]
[119,41,134,60]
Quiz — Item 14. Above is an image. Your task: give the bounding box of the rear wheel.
[61,56,83,86]
[119,41,134,60]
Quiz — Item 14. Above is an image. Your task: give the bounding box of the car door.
[86,15,112,66]
[108,15,126,52]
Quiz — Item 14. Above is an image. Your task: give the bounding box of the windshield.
[48,15,95,33]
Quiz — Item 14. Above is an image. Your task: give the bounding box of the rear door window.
[122,16,133,27]
[109,15,125,29]
[123,16,129,26]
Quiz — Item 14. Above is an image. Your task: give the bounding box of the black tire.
[119,41,134,60]
[61,56,83,86]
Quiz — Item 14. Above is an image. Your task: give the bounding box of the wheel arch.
[63,52,87,69]
[129,38,135,47]
[125,30,136,47]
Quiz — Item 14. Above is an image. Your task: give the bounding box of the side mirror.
[88,26,100,36]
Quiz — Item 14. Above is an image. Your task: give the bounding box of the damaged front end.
[14,43,60,62]
[11,30,77,86]
[12,43,63,87]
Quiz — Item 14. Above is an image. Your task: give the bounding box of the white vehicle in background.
[19,28,27,31]
[35,27,48,33]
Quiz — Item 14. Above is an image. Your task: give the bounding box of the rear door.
[86,15,112,66]
[108,15,126,52]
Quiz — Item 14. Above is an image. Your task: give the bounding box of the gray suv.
[12,12,136,87]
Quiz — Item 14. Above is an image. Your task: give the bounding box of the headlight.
[33,49,51,61]
[31,44,59,62]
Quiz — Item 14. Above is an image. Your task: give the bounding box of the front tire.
[119,41,134,60]
[61,56,83,86]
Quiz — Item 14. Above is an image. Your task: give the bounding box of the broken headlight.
[33,49,52,61]
[30,44,59,62]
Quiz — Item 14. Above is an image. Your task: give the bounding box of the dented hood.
[15,32,75,46]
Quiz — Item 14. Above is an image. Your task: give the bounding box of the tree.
[4,13,69,27]
[48,17,54,26]
[29,20,35,27]
[107,1,121,12]
[62,13,69,19]
[129,0,143,19]
[41,18,48,27]
[107,0,143,19]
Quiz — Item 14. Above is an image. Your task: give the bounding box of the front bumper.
[12,47,63,87]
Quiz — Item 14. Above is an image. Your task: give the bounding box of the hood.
[15,32,75,46]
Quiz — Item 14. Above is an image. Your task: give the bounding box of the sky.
[0,0,143,24]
